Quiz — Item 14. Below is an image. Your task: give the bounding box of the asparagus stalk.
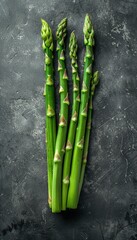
[41,19,56,208]
[61,32,80,210]
[52,18,69,213]
[78,71,99,203]
[67,14,94,209]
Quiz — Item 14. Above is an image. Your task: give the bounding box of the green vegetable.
[67,14,94,209]
[62,32,80,210]
[41,19,56,208]
[78,71,99,203]
[52,18,69,213]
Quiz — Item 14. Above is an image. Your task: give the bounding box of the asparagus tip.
[41,18,46,24]
[70,31,75,37]
[93,71,99,83]
[83,14,94,46]
[56,18,67,43]
[69,31,78,60]
[91,71,99,95]
[60,17,67,24]
[41,18,53,50]
[41,18,49,31]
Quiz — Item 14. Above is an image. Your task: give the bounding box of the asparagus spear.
[67,14,94,209]
[78,71,99,203]
[41,19,56,208]
[52,18,69,213]
[61,32,80,210]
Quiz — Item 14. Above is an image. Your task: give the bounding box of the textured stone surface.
[0,0,137,239]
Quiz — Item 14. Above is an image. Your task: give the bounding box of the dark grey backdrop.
[1,0,137,239]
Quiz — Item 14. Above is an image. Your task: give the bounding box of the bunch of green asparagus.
[41,14,99,213]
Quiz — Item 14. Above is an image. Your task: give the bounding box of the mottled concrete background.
[0,0,137,239]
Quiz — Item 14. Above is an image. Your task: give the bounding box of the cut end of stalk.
[67,195,78,209]
[52,208,61,213]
